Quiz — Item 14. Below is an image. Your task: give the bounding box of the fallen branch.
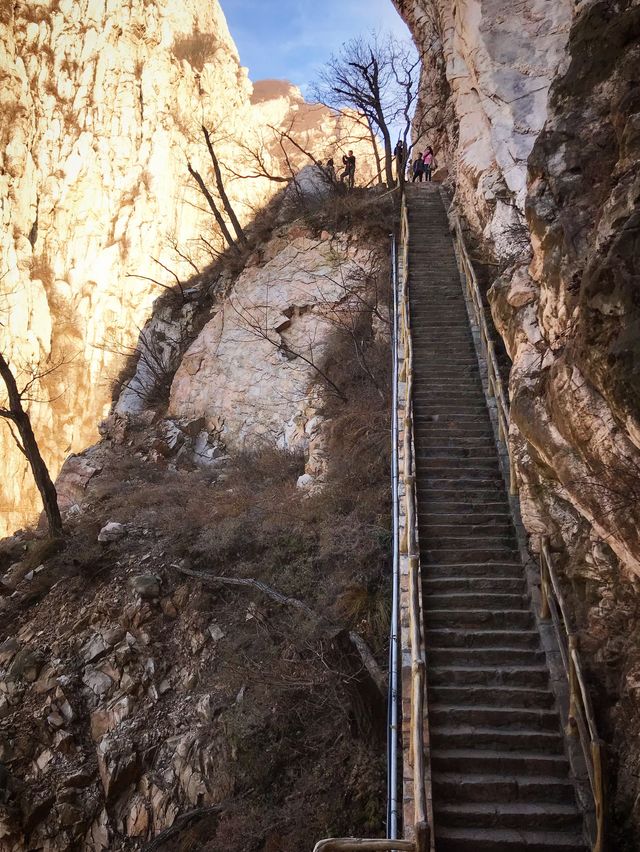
[142,803,225,850]
[176,566,387,694]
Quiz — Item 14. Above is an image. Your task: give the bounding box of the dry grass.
[172,32,219,72]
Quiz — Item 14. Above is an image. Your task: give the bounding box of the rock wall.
[0,1,377,536]
[394,0,573,256]
[397,0,640,840]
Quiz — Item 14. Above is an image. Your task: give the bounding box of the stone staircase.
[405,184,587,852]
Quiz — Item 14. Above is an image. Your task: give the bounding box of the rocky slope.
[0,0,377,536]
[396,0,640,841]
[0,188,394,850]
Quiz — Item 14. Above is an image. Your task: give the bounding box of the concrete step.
[436,801,583,831]
[425,608,533,629]
[430,749,569,777]
[434,826,586,851]
[422,562,524,578]
[430,703,559,732]
[420,521,515,538]
[415,446,497,459]
[419,503,511,516]
[429,684,553,709]
[417,467,505,481]
[422,548,521,565]
[429,725,563,752]
[423,573,522,592]
[424,592,528,610]
[426,628,537,649]
[433,772,575,804]
[417,487,508,501]
[429,647,546,669]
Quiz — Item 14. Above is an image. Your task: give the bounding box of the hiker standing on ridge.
[394,139,406,182]
[340,150,356,189]
[325,158,336,183]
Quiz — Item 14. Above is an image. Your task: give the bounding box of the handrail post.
[539,546,551,620]
[566,634,579,736]
[592,739,605,852]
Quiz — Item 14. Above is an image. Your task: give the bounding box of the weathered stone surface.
[97,522,126,543]
[169,231,376,453]
[130,574,161,599]
[395,0,573,255]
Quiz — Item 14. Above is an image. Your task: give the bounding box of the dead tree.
[314,35,423,188]
[186,161,238,251]
[200,125,248,246]
[0,352,63,537]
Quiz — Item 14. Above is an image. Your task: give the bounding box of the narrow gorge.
[1,0,639,849]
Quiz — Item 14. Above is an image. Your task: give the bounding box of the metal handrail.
[387,230,400,840]
[313,197,429,852]
[449,213,517,495]
[450,208,604,852]
[398,195,430,852]
[539,537,605,852]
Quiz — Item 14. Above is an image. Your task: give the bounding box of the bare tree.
[313,34,423,188]
[200,125,248,246]
[0,352,63,537]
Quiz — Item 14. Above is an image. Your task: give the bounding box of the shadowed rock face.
[500,5,640,840]
[397,0,640,840]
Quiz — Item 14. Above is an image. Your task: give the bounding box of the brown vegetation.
[172,32,219,72]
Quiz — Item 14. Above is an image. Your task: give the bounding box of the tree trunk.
[381,127,395,189]
[201,126,248,246]
[365,116,384,185]
[187,162,238,251]
[0,354,63,538]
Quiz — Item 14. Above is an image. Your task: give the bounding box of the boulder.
[7,648,44,683]
[130,575,161,599]
[97,522,126,543]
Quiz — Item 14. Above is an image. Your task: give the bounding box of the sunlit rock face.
[399,0,640,835]
[394,0,573,255]
[169,226,375,477]
[0,1,376,535]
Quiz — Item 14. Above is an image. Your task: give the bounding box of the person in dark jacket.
[325,158,336,182]
[412,153,425,182]
[393,140,406,181]
[340,150,356,189]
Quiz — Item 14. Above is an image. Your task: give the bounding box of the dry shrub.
[172,32,219,72]
[298,186,396,241]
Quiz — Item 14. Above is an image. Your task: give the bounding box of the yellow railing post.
[567,634,579,736]
[539,547,551,621]
[591,739,605,852]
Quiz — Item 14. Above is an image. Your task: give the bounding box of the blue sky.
[221,0,411,90]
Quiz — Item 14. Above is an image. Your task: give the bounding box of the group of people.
[323,151,357,189]
[411,146,435,182]
[396,140,437,184]
[320,142,436,190]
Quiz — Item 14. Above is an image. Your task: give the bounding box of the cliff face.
[395,0,573,255]
[396,0,640,839]
[0,0,376,536]
[0,189,392,850]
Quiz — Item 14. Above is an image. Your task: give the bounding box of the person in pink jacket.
[422,147,435,182]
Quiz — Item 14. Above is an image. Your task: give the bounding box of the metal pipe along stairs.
[405,183,588,852]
